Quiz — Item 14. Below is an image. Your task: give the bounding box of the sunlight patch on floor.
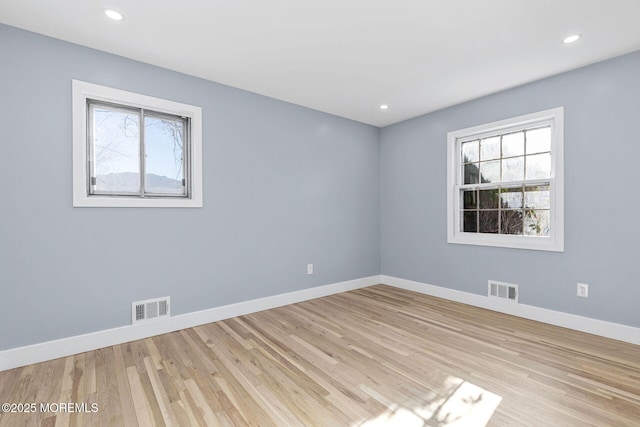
[355,376,502,427]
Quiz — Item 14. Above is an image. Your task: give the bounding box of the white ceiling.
[2,1,640,126]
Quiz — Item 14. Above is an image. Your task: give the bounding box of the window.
[72,80,203,207]
[447,108,564,251]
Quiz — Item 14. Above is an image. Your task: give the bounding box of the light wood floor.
[1,285,639,426]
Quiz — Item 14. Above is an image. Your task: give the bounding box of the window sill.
[448,233,564,252]
[73,194,203,208]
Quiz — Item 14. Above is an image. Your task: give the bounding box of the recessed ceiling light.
[104,9,124,21]
[380,104,389,110]
[563,34,581,44]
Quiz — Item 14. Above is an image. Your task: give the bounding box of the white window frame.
[447,107,564,252]
[72,80,203,207]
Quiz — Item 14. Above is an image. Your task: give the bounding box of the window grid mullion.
[524,129,528,184]
[87,101,95,195]
[498,188,502,234]
[184,117,190,197]
[523,131,528,233]
[139,109,146,197]
[476,187,479,232]
[498,135,503,233]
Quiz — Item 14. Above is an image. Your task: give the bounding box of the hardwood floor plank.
[143,356,179,425]
[68,353,86,427]
[112,345,139,427]
[183,378,223,426]
[125,365,155,427]
[133,366,166,426]
[0,367,21,403]
[53,356,75,427]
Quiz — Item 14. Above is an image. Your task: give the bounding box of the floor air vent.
[488,281,518,303]
[132,296,170,324]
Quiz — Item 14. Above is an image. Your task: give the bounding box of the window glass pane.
[480,160,500,183]
[144,115,186,195]
[462,140,479,163]
[479,189,499,209]
[91,104,140,194]
[463,190,477,209]
[524,210,550,236]
[463,211,478,232]
[524,185,550,209]
[480,136,500,161]
[526,127,551,154]
[502,131,524,157]
[464,163,480,184]
[479,210,499,233]
[526,153,551,179]
[500,210,523,235]
[500,188,523,209]
[502,156,524,182]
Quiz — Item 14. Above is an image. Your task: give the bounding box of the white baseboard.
[0,275,381,371]
[382,275,640,346]
[5,274,636,372]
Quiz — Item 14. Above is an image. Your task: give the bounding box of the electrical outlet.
[307,264,313,275]
[577,283,589,298]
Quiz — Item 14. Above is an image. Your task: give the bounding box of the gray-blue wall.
[380,50,640,327]
[0,24,380,350]
[3,22,640,353]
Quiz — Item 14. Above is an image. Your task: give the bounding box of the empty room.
[1,1,639,425]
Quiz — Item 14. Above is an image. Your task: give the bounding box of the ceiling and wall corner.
[1,1,640,126]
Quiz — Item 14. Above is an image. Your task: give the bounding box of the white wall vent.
[132,296,170,324]
[488,280,518,303]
